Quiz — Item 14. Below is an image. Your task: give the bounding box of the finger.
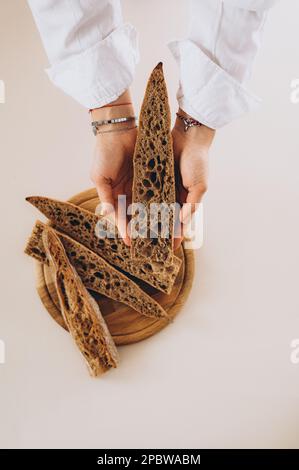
[177,184,188,207]
[117,213,131,246]
[115,197,131,247]
[94,177,115,217]
[173,235,183,251]
[180,183,207,224]
[173,198,183,251]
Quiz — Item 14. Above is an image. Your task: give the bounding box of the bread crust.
[26,221,170,320]
[131,62,176,263]
[26,196,181,294]
[42,227,120,377]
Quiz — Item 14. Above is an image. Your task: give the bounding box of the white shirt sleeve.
[27,0,140,108]
[167,0,278,128]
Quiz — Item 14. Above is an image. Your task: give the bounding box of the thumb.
[116,204,131,247]
[94,177,115,217]
[180,183,206,224]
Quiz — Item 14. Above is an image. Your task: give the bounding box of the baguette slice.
[131,62,176,263]
[26,196,181,294]
[25,221,169,320]
[42,227,119,377]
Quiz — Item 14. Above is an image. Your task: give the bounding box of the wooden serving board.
[35,188,195,345]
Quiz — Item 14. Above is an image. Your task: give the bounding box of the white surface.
[0,0,299,449]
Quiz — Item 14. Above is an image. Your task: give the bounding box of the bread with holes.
[25,220,170,320]
[42,227,119,377]
[26,196,181,294]
[131,62,176,264]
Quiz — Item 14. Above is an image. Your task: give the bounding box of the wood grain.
[35,188,195,345]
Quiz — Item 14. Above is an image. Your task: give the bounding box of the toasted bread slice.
[42,227,119,376]
[26,196,181,294]
[131,63,176,263]
[26,221,169,320]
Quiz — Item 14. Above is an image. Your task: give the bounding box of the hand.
[90,90,136,245]
[172,109,215,249]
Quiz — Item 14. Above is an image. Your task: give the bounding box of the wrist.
[90,89,135,121]
[174,107,215,147]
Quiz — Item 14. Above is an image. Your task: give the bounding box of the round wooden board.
[35,188,195,345]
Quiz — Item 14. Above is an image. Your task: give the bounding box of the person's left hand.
[172,109,215,250]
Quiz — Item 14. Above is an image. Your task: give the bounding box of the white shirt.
[28,0,278,129]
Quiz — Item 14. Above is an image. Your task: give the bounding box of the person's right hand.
[90,90,136,246]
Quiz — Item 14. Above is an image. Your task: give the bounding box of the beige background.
[1,0,299,449]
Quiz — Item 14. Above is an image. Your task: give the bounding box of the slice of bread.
[25,221,169,320]
[26,196,181,294]
[131,62,176,263]
[42,227,119,377]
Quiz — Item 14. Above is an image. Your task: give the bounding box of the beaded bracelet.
[91,116,137,136]
[176,112,202,132]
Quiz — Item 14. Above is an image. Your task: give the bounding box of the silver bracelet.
[91,116,137,135]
